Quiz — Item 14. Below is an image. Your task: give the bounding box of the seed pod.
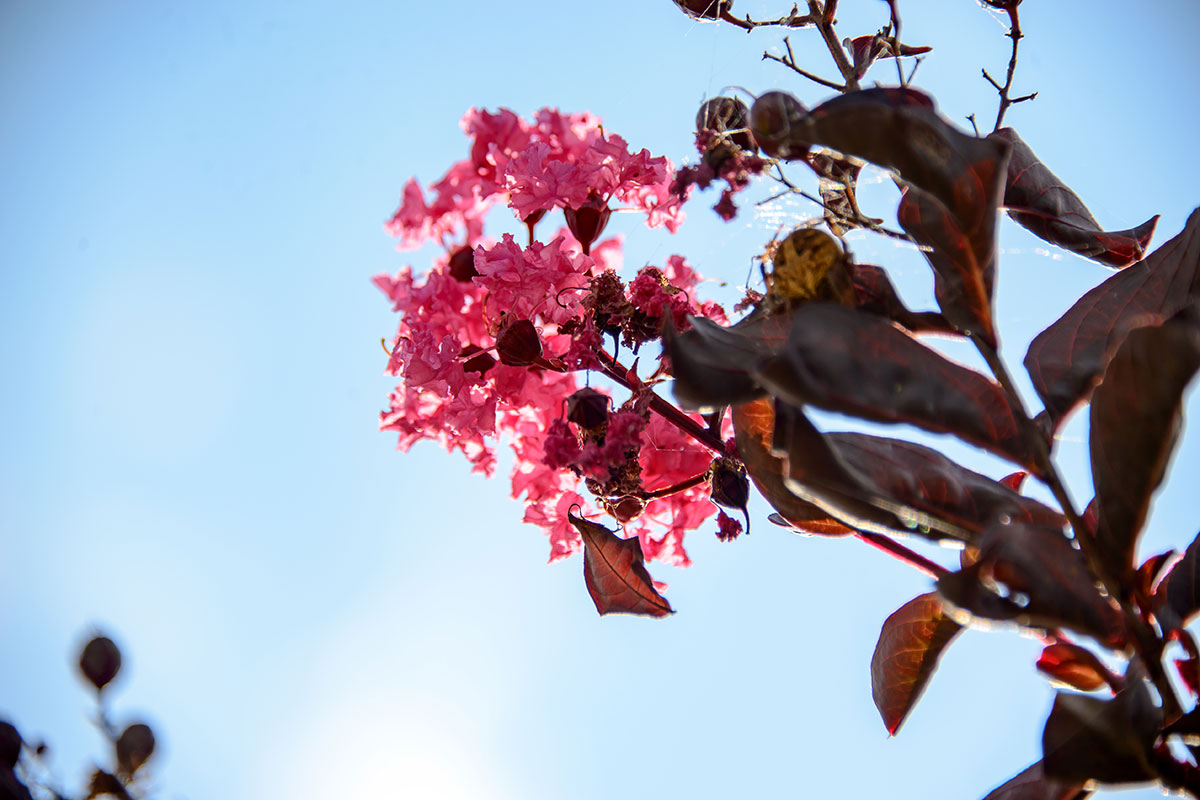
[671,0,731,19]
[79,636,121,692]
[768,227,853,305]
[696,97,755,153]
[567,388,609,430]
[607,495,646,524]
[710,458,750,512]
[1,720,21,770]
[564,192,612,255]
[447,246,479,282]
[116,723,155,777]
[748,91,810,160]
[495,318,543,367]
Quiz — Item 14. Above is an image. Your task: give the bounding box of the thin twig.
[763,36,845,92]
[719,4,814,32]
[808,0,859,91]
[985,5,1036,131]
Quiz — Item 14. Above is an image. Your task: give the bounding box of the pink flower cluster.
[376,106,730,565]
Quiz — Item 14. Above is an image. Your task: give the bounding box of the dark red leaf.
[1036,643,1110,692]
[1025,207,1200,430]
[1175,655,1200,697]
[569,511,673,618]
[870,592,962,735]
[850,264,956,335]
[981,761,1089,800]
[847,34,932,81]
[758,303,1039,472]
[755,399,1062,543]
[664,311,789,411]
[991,128,1158,268]
[1042,681,1161,785]
[999,472,1028,492]
[1156,530,1200,632]
[1090,305,1200,582]
[938,521,1124,643]
[898,185,998,346]
[731,400,853,536]
[1135,550,1176,600]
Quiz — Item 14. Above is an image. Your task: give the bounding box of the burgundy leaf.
[752,303,1040,472]
[758,399,1062,543]
[1042,682,1161,785]
[870,592,962,735]
[569,511,673,618]
[1156,530,1200,632]
[991,128,1158,268]
[981,761,1089,800]
[898,184,998,345]
[664,311,789,411]
[1135,549,1176,600]
[999,471,1028,492]
[1036,643,1110,692]
[850,264,956,335]
[1090,305,1200,582]
[732,400,853,536]
[847,34,932,81]
[1025,208,1200,430]
[938,521,1124,643]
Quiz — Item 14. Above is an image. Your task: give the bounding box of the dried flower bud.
[460,345,496,376]
[567,388,609,430]
[79,636,121,692]
[696,97,755,153]
[116,723,155,777]
[1,720,21,770]
[671,0,731,19]
[710,458,749,512]
[447,246,479,282]
[748,91,810,160]
[564,192,612,255]
[495,318,543,367]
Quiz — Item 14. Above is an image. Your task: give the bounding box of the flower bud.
[564,192,612,255]
[447,246,479,282]
[696,97,755,153]
[495,318,543,367]
[608,495,645,524]
[671,0,731,19]
[116,723,155,777]
[709,458,750,512]
[748,91,810,160]
[567,387,609,430]
[79,636,121,692]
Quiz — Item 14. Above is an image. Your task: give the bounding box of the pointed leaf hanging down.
[569,511,673,618]
[1042,680,1161,785]
[980,762,1089,800]
[870,592,962,735]
[1025,208,1200,430]
[898,185,999,345]
[991,128,1158,268]
[851,264,957,335]
[753,303,1037,471]
[938,520,1124,643]
[1156,531,1200,632]
[731,399,852,536]
[1090,305,1200,582]
[759,400,1062,543]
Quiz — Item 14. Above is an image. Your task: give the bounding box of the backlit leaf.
[850,264,956,335]
[870,592,962,735]
[991,127,1158,268]
[1042,681,1161,784]
[1090,305,1200,581]
[1025,208,1200,430]
[1156,531,1200,632]
[980,762,1089,800]
[569,512,673,618]
[1036,643,1110,692]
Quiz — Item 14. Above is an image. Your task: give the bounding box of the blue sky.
[2,1,1198,798]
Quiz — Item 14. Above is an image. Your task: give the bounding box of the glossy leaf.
[991,128,1158,268]
[1156,531,1200,632]
[938,521,1124,643]
[1025,207,1200,429]
[674,303,1040,472]
[754,399,1061,543]
[850,264,956,335]
[981,762,1089,800]
[898,185,999,345]
[569,511,673,618]
[870,592,962,735]
[1036,643,1110,692]
[732,400,852,536]
[1042,682,1161,784]
[1090,305,1200,580]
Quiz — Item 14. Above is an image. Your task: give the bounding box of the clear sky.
[2,2,1198,798]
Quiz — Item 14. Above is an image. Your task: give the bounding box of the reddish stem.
[853,532,947,579]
